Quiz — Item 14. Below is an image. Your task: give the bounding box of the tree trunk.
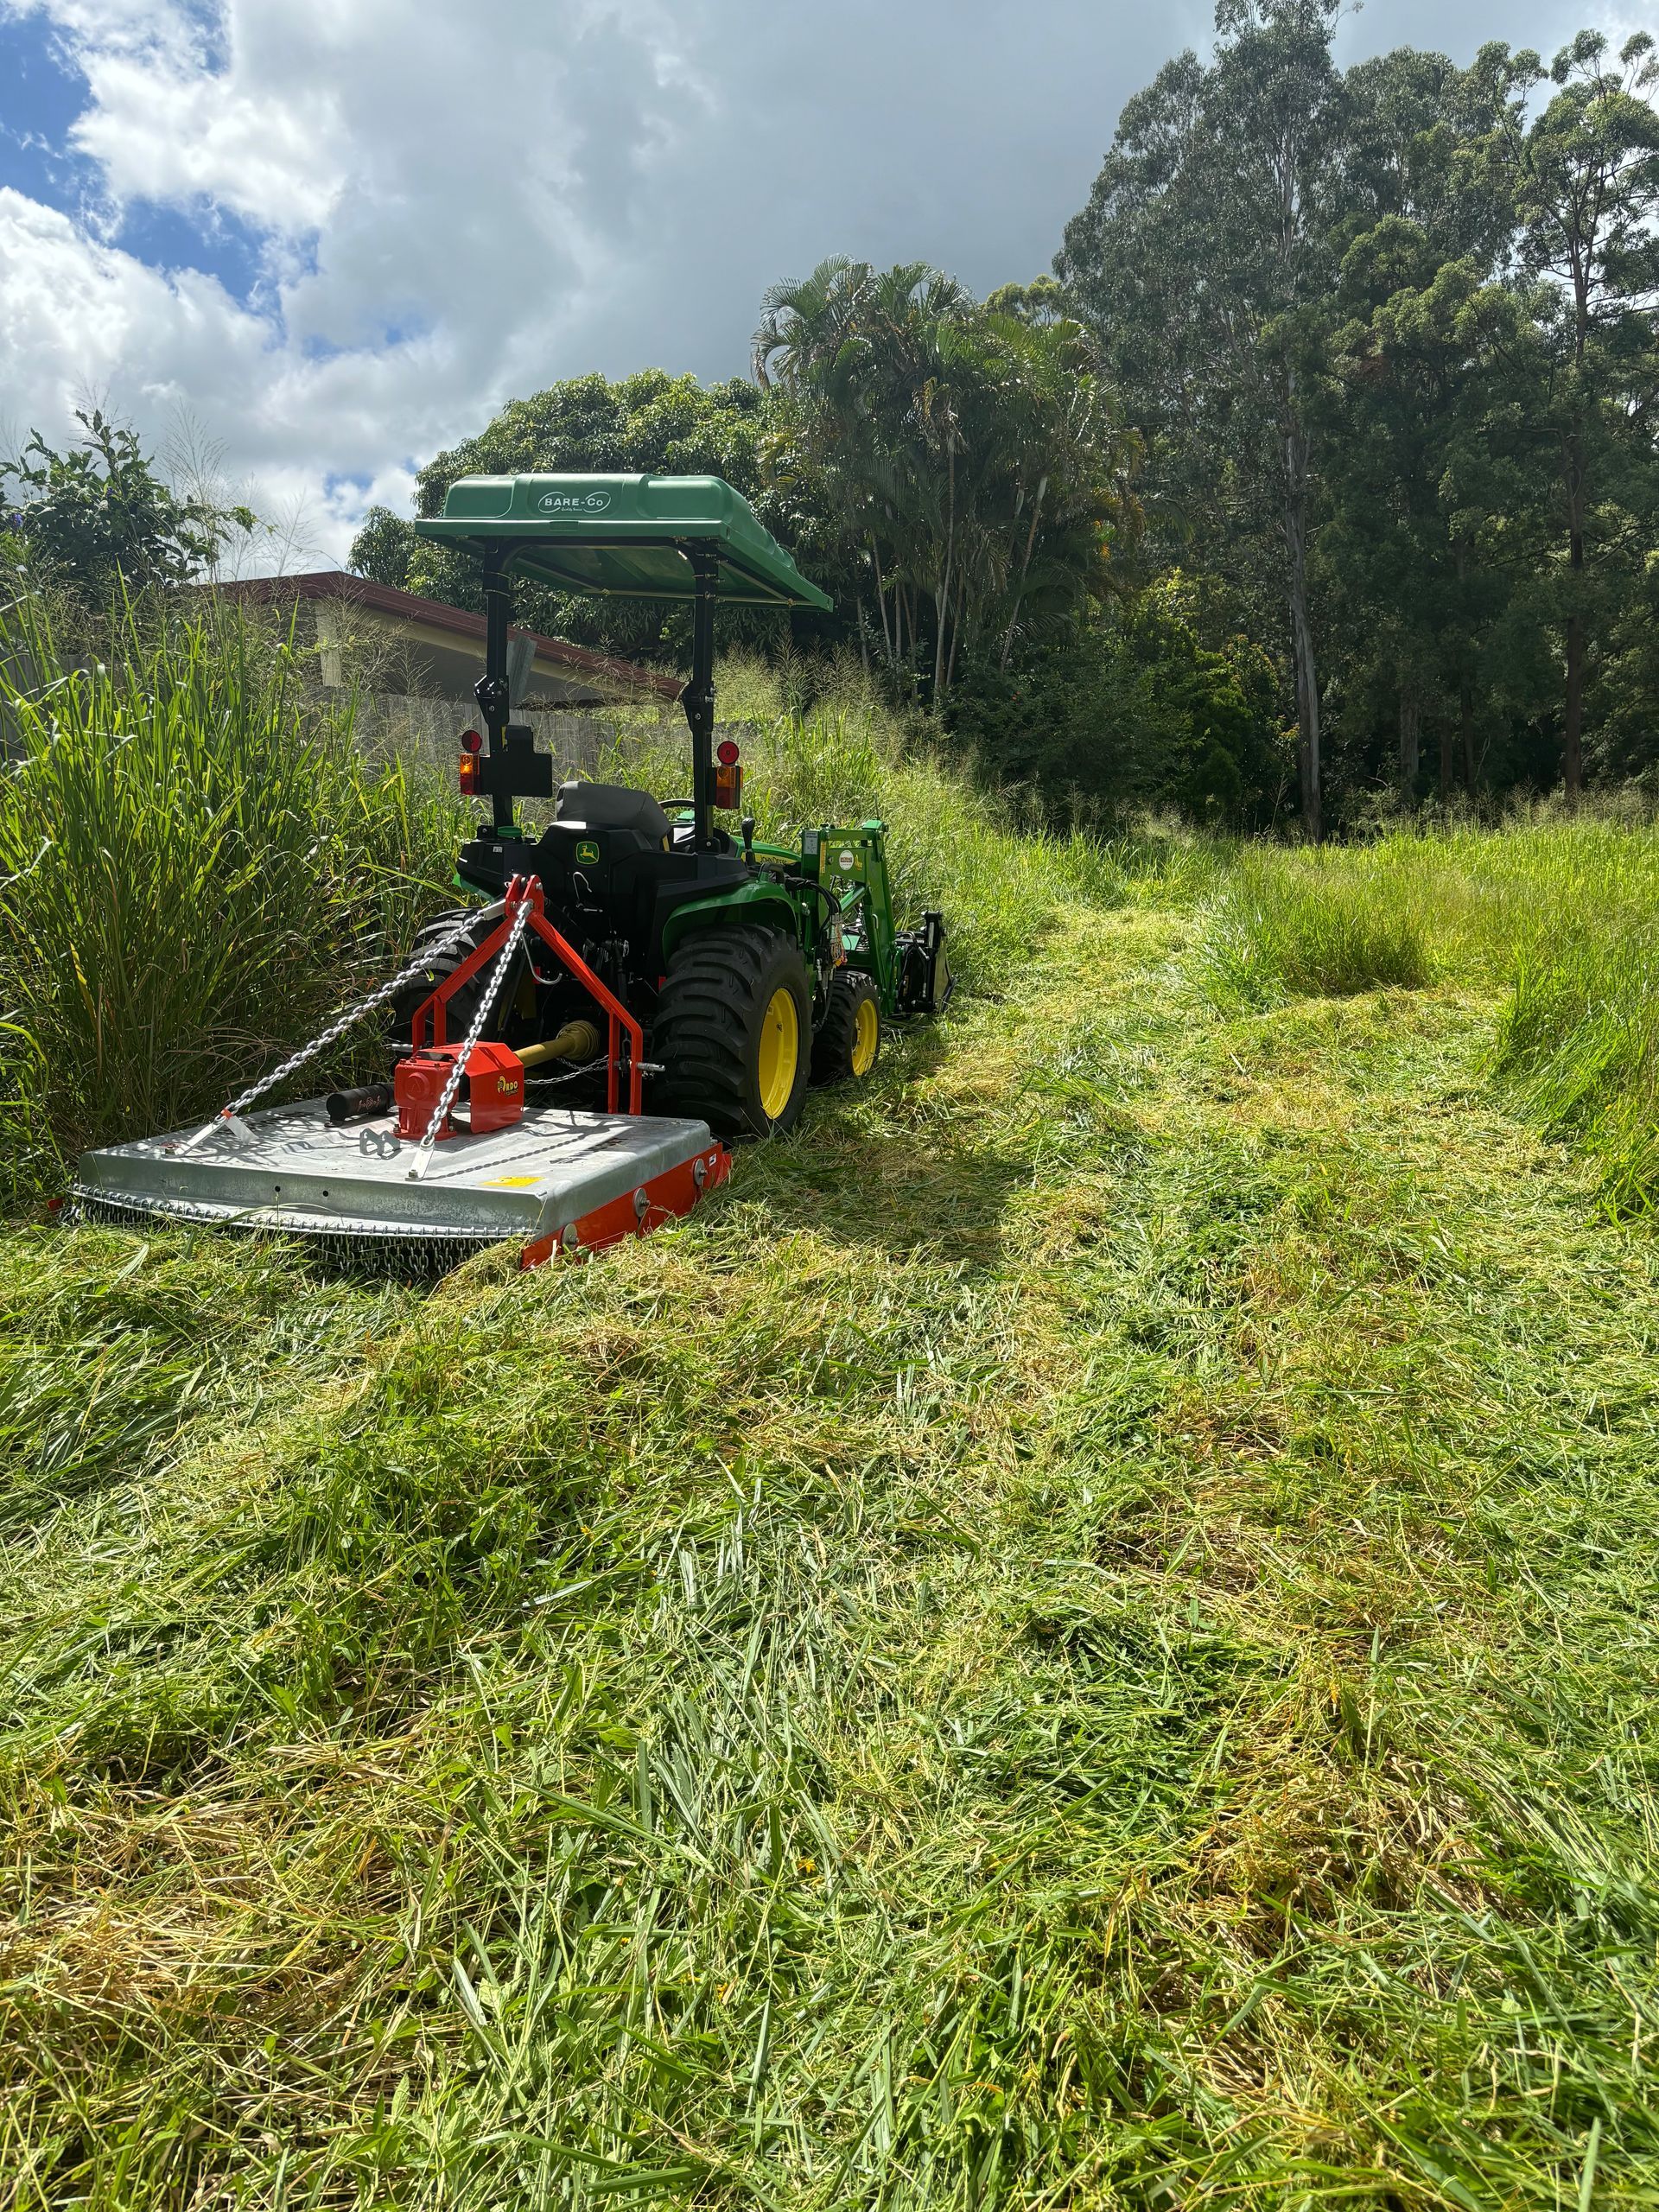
[1459,676,1477,794]
[1439,717,1453,804]
[1000,473,1047,671]
[870,539,893,663]
[856,594,869,676]
[1284,410,1321,841]
[1563,440,1586,799]
[933,441,957,707]
[1398,686,1420,797]
[1564,601,1585,799]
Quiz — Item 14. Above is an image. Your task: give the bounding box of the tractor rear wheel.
[811,971,881,1086]
[388,909,528,1048]
[651,925,812,1139]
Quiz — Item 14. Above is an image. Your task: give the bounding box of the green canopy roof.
[413,473,832,611]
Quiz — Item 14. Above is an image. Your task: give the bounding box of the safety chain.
[180,908,492,1154]
[406,898,532,1181]
[523,1058,605,1089]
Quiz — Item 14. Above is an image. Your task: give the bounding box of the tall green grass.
[1494,914,1659,1218]
[1202,848,1432,1005]
[1200,817,1659,1217]
[0,592,463,1190]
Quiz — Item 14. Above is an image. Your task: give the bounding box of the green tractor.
[408,472,952,1139]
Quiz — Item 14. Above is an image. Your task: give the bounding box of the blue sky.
[0,0,1635,568]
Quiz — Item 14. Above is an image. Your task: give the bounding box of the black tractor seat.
[555,780,674,844]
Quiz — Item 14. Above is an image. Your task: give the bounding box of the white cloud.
[1,0,710,560]
[72,48,344,234]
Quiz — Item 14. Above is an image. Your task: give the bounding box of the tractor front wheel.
[811,971,881,1086]
[651,926,812,1139]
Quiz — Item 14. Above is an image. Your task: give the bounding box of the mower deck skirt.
[72,1101,726,1262]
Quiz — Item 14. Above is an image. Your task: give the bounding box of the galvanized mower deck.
[72,872,732,1273]
[73,1099,728,1271]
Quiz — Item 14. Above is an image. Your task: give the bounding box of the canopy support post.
[477,543,514,833]
[684,543,719,851]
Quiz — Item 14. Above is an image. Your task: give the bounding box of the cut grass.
[5,803,1659,2205]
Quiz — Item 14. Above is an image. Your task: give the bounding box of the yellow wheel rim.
[851,995,880,1077]
[756,985,800,1120]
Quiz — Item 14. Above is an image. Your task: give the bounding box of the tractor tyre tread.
[388,909,518,1046]
[811,970,881,1086]
[651,924,811,1140]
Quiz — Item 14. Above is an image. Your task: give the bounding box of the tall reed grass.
[0,591,459,1190]
[1199,814,1659,1216]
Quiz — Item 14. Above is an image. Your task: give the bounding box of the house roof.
[215,570,683,702]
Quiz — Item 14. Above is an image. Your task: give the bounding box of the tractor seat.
[555,781,674,843]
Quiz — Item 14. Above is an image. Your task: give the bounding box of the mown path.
[3,894,1656,2209]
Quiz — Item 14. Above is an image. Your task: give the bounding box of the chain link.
[406,899,532,1181]
[180,907,493,1153]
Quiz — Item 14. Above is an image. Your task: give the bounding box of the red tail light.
[459,755,479,794]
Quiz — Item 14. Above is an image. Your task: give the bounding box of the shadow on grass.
[743,1020,1031,1268]
[752,1125,1029,1268]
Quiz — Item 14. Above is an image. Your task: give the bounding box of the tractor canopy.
[413,474,832,611]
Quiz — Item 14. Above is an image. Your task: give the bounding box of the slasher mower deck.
[73,1101,727,1271]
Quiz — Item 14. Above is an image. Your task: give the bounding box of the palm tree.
[754,259,1136,702]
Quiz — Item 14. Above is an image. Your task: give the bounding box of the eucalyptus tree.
[1325,245,1547,797]
[1319,44,1540,798]
[1516,31,1659,794]
[1058,0,1346,837]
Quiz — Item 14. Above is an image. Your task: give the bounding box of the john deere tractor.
[404,473,950,1139]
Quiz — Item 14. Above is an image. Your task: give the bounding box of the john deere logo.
[575,838,601,865]
[536,489,612,514]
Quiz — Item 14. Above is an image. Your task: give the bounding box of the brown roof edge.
[214,569,684,702]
